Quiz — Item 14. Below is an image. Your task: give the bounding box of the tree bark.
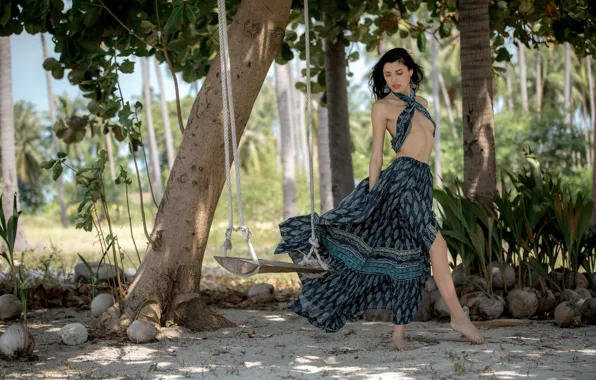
[325,31,354,206]
[274,62,297,218]
[439,72,457,138]
[536,52,543,113]
[41,33,68,227]
[141,57,163,203]
[0,37,28,251]
[564,43,572,125]
[518,42,529,114]
[105,133,116,181]
[317,95,333,213]
[154,58,176,171]
[459,0,497,206]
[506,64,514,110]
[432,35,443,187]
[98,0,292,332]
[295,59,309,177]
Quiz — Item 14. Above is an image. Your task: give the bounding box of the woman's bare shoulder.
[416,96,428,107]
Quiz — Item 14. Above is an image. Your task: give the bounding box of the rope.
[217,0,257,266]
[297,0,328,272]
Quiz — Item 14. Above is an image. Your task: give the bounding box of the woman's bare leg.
[430,232,485,344]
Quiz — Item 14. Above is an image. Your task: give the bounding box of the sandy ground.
[1,306,595,380]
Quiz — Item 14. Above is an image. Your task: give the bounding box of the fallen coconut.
[363,309,392,322]
[424,276,437,292]
[451,264,466,287]
[91,293,114,318]
[126,319,158,343]
[580,298,596,325]
[0,294,22,320]
[433,297,450,319]
[506,288,538,318]
[489,262,516,289]
[478,297,504,320]
[414,291,433,322]
[60,323,88,346]
[247,283,274,303]
[554,301,581,328]
[0,324,35,359]
[575,288,592,300]
[562,289,583,303]
[537,289,558,317]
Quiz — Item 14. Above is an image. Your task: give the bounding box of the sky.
[10,32,373,117]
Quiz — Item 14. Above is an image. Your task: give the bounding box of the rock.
[433,297,450,319]
[537,289,558,317]
[0,294,22,320]
[424,276,437,292]
[127,319,158,344]
[247,283,274,303]
[414,291,433,322]
[575,288,592,301]
[506,289,538,318]
[478,297,504,320]
[363,309,392,322]
[580,298,596,325]
[554,301,581,328]
[74,262,124,283]
[59,323,88,346]
[91,293,114,318]
[489,262,516,289]
[451,264,466,287]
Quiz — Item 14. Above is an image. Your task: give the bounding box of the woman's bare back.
[377,94,435,163]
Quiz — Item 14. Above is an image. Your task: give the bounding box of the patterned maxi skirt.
[274,156,438,332]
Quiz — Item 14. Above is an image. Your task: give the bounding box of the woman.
[275,48,484,350]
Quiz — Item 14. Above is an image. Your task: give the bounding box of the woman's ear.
[408,69,414,79]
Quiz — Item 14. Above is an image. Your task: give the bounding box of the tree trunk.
[317,95,333,213]
[564,43,572,125]
[588,57,596,226]
[506,64,514,110]
[439,72,457,138]
[141,57,163,203]
[325,31,354,206]
[459,0,497,206]
[295,59,309,177]
[518,42,529,114]
[98,0,292,332]
[432,35,443,187]
[154,58,176,171]
[0,37,28,251]
[105,133,116,181]
[536,52,543,113]
[41,33,68,227]
[274,62,297,218]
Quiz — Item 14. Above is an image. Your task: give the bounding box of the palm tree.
[459,0,497,205]
[41,33,68,227]
[153,57,176,170]
[518,42,529,114]
[0,36,28,251]
[13,102,47,186]
[274,62,297,218]
[316,94,333,213]
[432,34,443,187]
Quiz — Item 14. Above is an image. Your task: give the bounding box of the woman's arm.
[369,101,386,191]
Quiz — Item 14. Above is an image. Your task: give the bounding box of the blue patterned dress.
[274,89,438,332]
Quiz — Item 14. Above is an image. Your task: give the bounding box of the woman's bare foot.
[450,316,485,344]
[392,325,412,350]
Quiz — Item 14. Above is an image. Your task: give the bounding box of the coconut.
[575,288,592,301]
[537,289,558,317]
[0,294,22,320]
[363,309,392,322]
[433,297,450,319]
[506,288,538,318]
[489,262,516,289]
[126,319,158,344]
[424,276,437,292]
[554,301,581,328]
[562,289,583,303]
[60,323,88,346]
[247,283,274,303]
[551,270,588,289]
[460,292,488,318]
[414,291,433,322]
[0,324,35,359]
[478,297,504,320]
[580,298,596,325]
[451,264,466,287]
[90,293,115,318]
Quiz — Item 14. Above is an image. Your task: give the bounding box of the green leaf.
[119,59,135,74]
[164,5,184,33]
[57,152,67,159]
[184,4,197,24]
[52,163,63,181]
[416,33,426,52]
[39,159,57,169]
[6,214,19,253]
[0,3,11,27]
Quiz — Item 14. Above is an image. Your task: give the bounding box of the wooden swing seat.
[214,255,328,276]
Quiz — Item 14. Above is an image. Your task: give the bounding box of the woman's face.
[383,60,413,94]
